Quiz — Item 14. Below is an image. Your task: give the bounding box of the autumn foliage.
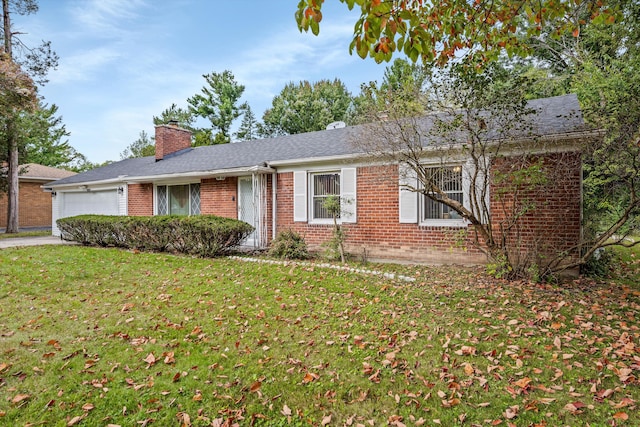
[296,0,616,66]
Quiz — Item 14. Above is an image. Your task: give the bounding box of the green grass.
[0,246,638,426]
[0,230,50,239]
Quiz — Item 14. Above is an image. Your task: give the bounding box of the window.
[422,166,463,221]
[293,168,356,223]
[311,172,340,220]
[156,183,200,215]
[399,162,479,225]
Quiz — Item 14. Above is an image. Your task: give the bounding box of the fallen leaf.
[163,351,175,364]
[514,377,531,389]
[281,404,292,416]
[67,415,84,426]
[143,353,156,366]
[250,381,262,393]
[504,405,519,419]
[303,372,319,383]
[613,412,629,420]
[553,336,562,350]
[321,414,332,425]
[11,394,30,404]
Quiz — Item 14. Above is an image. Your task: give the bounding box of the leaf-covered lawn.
[0,246,638,426]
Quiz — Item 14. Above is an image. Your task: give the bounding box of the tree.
[234,105,259,141]
[260,79,352,137]
[153,103,195,127]
[187,70,247,145]
[480,0,640,268]
[120,130,154,159]
[349,58,429,124]
[357,65,587,278]
[1,0,57,233]
[296,0,616,66]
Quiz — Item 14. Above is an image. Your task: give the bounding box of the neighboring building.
[46,94,595,265]
[0,163,76,229]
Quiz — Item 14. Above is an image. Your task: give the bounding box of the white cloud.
[48,46,122,84]
[70,0,148,35]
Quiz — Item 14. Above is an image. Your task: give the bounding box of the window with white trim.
[293,168,357,224]
[156,183,201,215]
[311,172,340,220]
[422,166,464,221]
[399,161,484,226]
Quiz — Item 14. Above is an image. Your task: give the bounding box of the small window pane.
[169,185,190,216]
[312,172,340,220]
[190,183,201,215]
[423,166,463,220]
[157,185,168,215]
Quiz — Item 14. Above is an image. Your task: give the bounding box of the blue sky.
[15,0,390,163]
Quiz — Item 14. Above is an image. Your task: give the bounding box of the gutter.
[46,165,276,189]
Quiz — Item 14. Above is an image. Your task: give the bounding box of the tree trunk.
[2,0,10,57]
[3,0,19,233]
[6,120,19,233]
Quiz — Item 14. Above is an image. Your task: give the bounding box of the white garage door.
[62,190,119,218]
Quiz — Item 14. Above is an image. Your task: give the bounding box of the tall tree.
[120,130,154,159]
[234,105,259,141]
[1,0,57,233]
[260,79,352,137]
[153,103,195,129]
[20,102,79,167]
[349,58,429,124]
[187,70,247,145]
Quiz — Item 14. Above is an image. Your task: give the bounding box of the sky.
[14,0,391,164]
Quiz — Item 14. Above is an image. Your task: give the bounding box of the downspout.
[272,171,277,241]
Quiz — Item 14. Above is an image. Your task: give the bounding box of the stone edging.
[227,256,416,282]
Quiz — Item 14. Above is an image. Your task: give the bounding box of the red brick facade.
[0,181,52,228]
[119,151,581,265]
[490,151,582,266]
[276,167,486,264]
[275,152,582,265]
[201,178,238,218]
[128,183,154,216]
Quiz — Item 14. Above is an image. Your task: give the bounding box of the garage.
[61,190,120,218]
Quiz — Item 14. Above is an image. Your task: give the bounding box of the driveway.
[0,235,76,249]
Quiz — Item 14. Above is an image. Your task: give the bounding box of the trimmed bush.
[268,229,309,260]
[57,215,254,257]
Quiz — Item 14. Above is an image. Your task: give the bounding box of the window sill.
[419,219,468,228]
[308,219,340,226]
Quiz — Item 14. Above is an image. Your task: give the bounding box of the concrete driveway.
[0,235,76,249]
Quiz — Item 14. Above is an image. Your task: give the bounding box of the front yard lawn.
[0,246,638,426]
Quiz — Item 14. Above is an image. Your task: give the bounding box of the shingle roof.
[19,163,76,180]
[48,94,588,187]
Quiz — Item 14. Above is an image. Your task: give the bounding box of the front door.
[238,176,256,246]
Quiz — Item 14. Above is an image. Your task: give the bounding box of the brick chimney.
[155,121,192,161]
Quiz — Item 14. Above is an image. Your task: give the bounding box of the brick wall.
[276,153,582,265]
[0,180,52,228]
[277,166,485,264]
[127,183,154,216]
[490,151,582,265]
[201,178,238,218]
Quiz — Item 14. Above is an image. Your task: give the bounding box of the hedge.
[56,215,254,257]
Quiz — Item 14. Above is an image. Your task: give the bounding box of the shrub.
[581,247,615,278]
[268,229,309,260]
[57,215,254,257]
